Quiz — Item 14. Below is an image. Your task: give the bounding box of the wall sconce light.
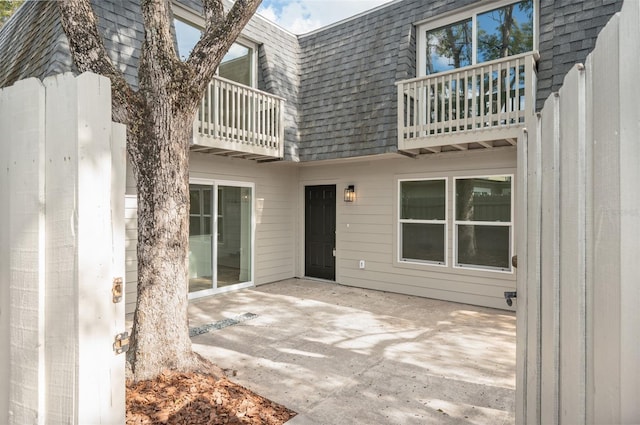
[344,185,355,202]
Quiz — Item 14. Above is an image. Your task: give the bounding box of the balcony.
[397,52,538,154]
[191,76,285,160]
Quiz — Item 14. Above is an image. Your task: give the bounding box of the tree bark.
[58,0,261,382]
[458,179,477,260]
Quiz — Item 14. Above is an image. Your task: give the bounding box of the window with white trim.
[173,14,257,87]
[454,175,512,271]
[418,0,534,76]
[399,179,447,265]
[397,175,513,272]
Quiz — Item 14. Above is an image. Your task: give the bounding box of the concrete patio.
[188,278,516,424]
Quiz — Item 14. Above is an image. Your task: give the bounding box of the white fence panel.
[0,77,46,425]
[587,14,622,424]
[520,1,640,423]
[538,89,560,425]
[616,2,640,421]
[557,65,587,425]
[0,72,126,424]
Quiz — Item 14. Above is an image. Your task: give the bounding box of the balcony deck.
[397,52,538,155]
[191,76,285,161]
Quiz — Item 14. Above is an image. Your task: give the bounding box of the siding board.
[301,149,517,310]
[124,155,298,314]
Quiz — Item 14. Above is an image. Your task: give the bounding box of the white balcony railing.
[397,52,538,151]
[193,76,285,159]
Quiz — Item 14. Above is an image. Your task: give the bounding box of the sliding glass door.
[188,180,253,297]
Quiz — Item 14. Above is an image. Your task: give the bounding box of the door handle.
[504,291,517,307]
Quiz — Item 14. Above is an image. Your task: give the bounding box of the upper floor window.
[174,14,257,87]
[419,0,534,75]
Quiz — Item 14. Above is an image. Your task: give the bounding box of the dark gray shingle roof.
[296,0,623,161]
[0,0,301,159]
[0,0,623,162]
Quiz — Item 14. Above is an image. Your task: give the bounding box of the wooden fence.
[0,72,126,424]
[516,1,640,423]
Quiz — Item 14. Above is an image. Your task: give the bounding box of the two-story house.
[0,0,623,315]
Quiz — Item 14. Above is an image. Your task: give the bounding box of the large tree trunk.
[124,0,201,381]
[127,110,202,380]
[58,0,262,382]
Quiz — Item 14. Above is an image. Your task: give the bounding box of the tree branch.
[139,0,178,70]
[203,0,224,29]
[57,0,136,126]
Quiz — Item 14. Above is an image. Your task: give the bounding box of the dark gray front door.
[305,185,336,280]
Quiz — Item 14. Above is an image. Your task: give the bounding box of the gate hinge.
[113,332,129,355]
[112,277,123,303]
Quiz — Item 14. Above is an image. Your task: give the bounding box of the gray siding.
[190,155,299,285]
[298,148,518,310]
[124,154,298,314]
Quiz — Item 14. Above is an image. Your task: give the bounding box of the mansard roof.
[0,0,623,162]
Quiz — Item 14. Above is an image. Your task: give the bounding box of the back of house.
[0,0,622,312]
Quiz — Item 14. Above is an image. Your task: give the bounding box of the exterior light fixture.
[344,185,355,202]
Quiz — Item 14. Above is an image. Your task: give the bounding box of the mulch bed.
[126,370,296,424]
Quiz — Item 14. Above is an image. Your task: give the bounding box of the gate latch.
[113,332,129,355]
[112,277,123,303]
[504,291,517,307]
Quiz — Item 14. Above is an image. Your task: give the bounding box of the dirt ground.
[126,370,296,424]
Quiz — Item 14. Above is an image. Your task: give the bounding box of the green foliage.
[0,0,23,27]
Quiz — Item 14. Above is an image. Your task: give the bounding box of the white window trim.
[452,174,514,274]
[397,177,448,267]
[172,3,259,88]
[416,0,539,77]
[188,177,255,300]
[189,184,213,239]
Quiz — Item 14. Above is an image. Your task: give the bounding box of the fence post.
[44,72,126,424]
[0,78,47,425]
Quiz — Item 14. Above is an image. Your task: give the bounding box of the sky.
[257,0,395,34]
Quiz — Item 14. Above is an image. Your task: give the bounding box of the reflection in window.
[457,225,511,269]
[423,0,533,75]
[174,18,201,61]
[188,183,253,295]
[217,186,252,288]
[425,19,472,74]
[173,16,255,87]
[189,185,212,236]
[455,176,512,271]
[189,185,213,292]
[399,179,447,264]
[477,1,534,62]
[402,223,445,264]
[220,44,253,86]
